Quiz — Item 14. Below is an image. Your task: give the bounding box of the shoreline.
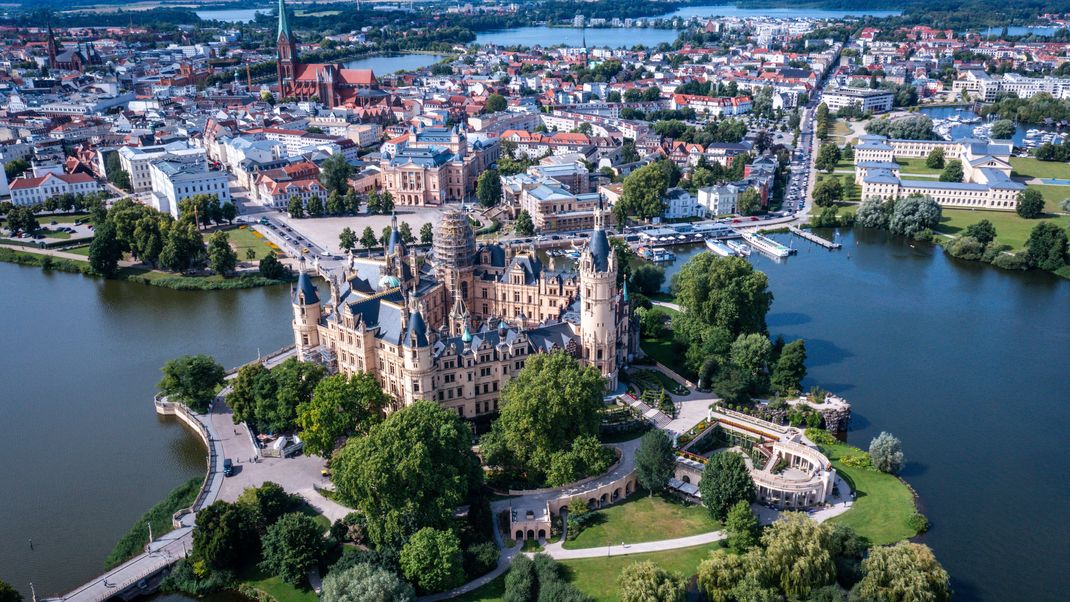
[0,246,294,291]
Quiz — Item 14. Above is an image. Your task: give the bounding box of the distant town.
[1,1,1069,602]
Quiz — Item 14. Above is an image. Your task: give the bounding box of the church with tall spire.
[291,208,635,418]
[275,0,387,108]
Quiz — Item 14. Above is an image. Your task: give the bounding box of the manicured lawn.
[563,493,719,550]
[38,228,71,240]
[820,441,919,546]
[65,244,91,256]
[1010,157,1070,180]
[639,336,694,382]
[225,225,277,260]
[934,209,1070,250]
[829,119,852,143]
[1025,184,1070,213]
[239,565,318,602]
[561,543,723,602]
[895,157,944,176]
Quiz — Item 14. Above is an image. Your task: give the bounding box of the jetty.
[788,226,842,249]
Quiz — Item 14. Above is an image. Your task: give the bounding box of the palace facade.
[291,208,635,418]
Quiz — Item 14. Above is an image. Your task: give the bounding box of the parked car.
[223,459,233,477]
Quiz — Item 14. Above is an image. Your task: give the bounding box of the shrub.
[805,428,838,446]
[464,541,500,577]
[869,431,905,474]
[992,252,1027,270]
[907,512,930,534]
[841,454,874,471]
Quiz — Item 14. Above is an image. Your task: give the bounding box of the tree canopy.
[259,512,326,584]
[617,561,685,602]
[480,351,606,482]
[1024,221,1068,270]
[399,527,465,593]
[699,452,756,520]
[477,168,503,208]
[855,542,951,602]
[634,430,675,494]
[158,354,225,413]
[869,431,905,474]
[296,371,387,457]
[321,562,415,602]
[332,401,482,549]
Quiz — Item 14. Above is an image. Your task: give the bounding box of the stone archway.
[682,475,691,484]
[600,492,609,505]
[625,481,632,495]
[516,530,524,541]
[538,529,546,539]
[527,529,535,540]
[587,498,597,509]
[613,488,621,501]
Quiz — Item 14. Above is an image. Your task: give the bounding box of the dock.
[788,226,842,249]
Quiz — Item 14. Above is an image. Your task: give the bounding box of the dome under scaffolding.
[433,206,477,270]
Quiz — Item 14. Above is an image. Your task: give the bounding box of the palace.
[275,0,388,109]
[291,207,635,418]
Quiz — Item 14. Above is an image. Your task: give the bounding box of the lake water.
[667,5,901,20]
[917,106,1069,149]
[195,9,268,23]
[4,226,1070,600]
[474,26,680,49]
[0,264,293,598]
[343,53,448,74]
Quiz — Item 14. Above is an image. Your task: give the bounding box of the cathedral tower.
[434,207,477,321]
[276,0,298,95]
[578,206,619,389]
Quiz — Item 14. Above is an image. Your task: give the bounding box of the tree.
[259,513,326,584]
[339,227,357,251]
[697,551,747,602]
[259,251,289,280]
[159,222,205,273]
[855,197,893,229]
[482,351,605,480]
[380,226,392,248]
[815,143,841,173]
[420,222,434,244]
[812,177,843,207]
[0,581,21,602]
[939,159,963,183]
[617,561,685,602]
[963,219,997,245]
[256,358,325,434]
[889,194,941,238]
[307,195,325,218]
[399,222,414,244]
[321,153,354,197]
[477,168,503,208]
[399,527,465,594]
[546,434,613,487]
[296,372,387,457]
[1024,221,1068,270]
[1016,188,1045,219]
[485,93,507,113]
[367,190,383,215]
[514,209,535,236]
[4,158,29,180]
[759,512,835,599]
[236,481,295,531]
[4,206,38,234]
[619,161,669,221]
[770,339,806,395]
[698,452,756,520]
[737,188,761,215]
[672,254,773,340]
[361,226,378,249]
[332,401,482,549]
[158,355,225,413]
[288,196,304,218]
[729,333,771,394]
[990,119,1016,139]
[88,220,123,277]
[855,542,951,602]
[192,500,260,572]
[925,147,945,169]
[380,191,395,215]
[321,562,415,602]
[634,430,675,494]
[869,431,905,474]
[724,500,760,553]
[630,264,665,296]
[207,231,237,276]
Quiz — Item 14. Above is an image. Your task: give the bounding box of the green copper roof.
[277,0,291,40]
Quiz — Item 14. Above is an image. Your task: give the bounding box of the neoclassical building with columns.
[291,208,635,419]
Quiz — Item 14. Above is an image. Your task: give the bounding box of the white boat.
[705,239,735,256]
[725,239,751,256]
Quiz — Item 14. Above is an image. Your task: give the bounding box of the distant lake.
[475,26,680,49]
[668,5,901,19]
[343,53,448,74]
[195,8,268,23]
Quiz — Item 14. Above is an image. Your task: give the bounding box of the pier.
[788,226,842,249]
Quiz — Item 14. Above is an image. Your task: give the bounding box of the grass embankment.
[563,493,719,550]
[639,305,698,381]
[238,566,319,602]
[1010,157,1070,181]
[819,442,919,546]
[0,246,292,290]
[105,478,201,569]
[454,543,723,602]
[225,225,281,260]
[934,210,1070,250]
